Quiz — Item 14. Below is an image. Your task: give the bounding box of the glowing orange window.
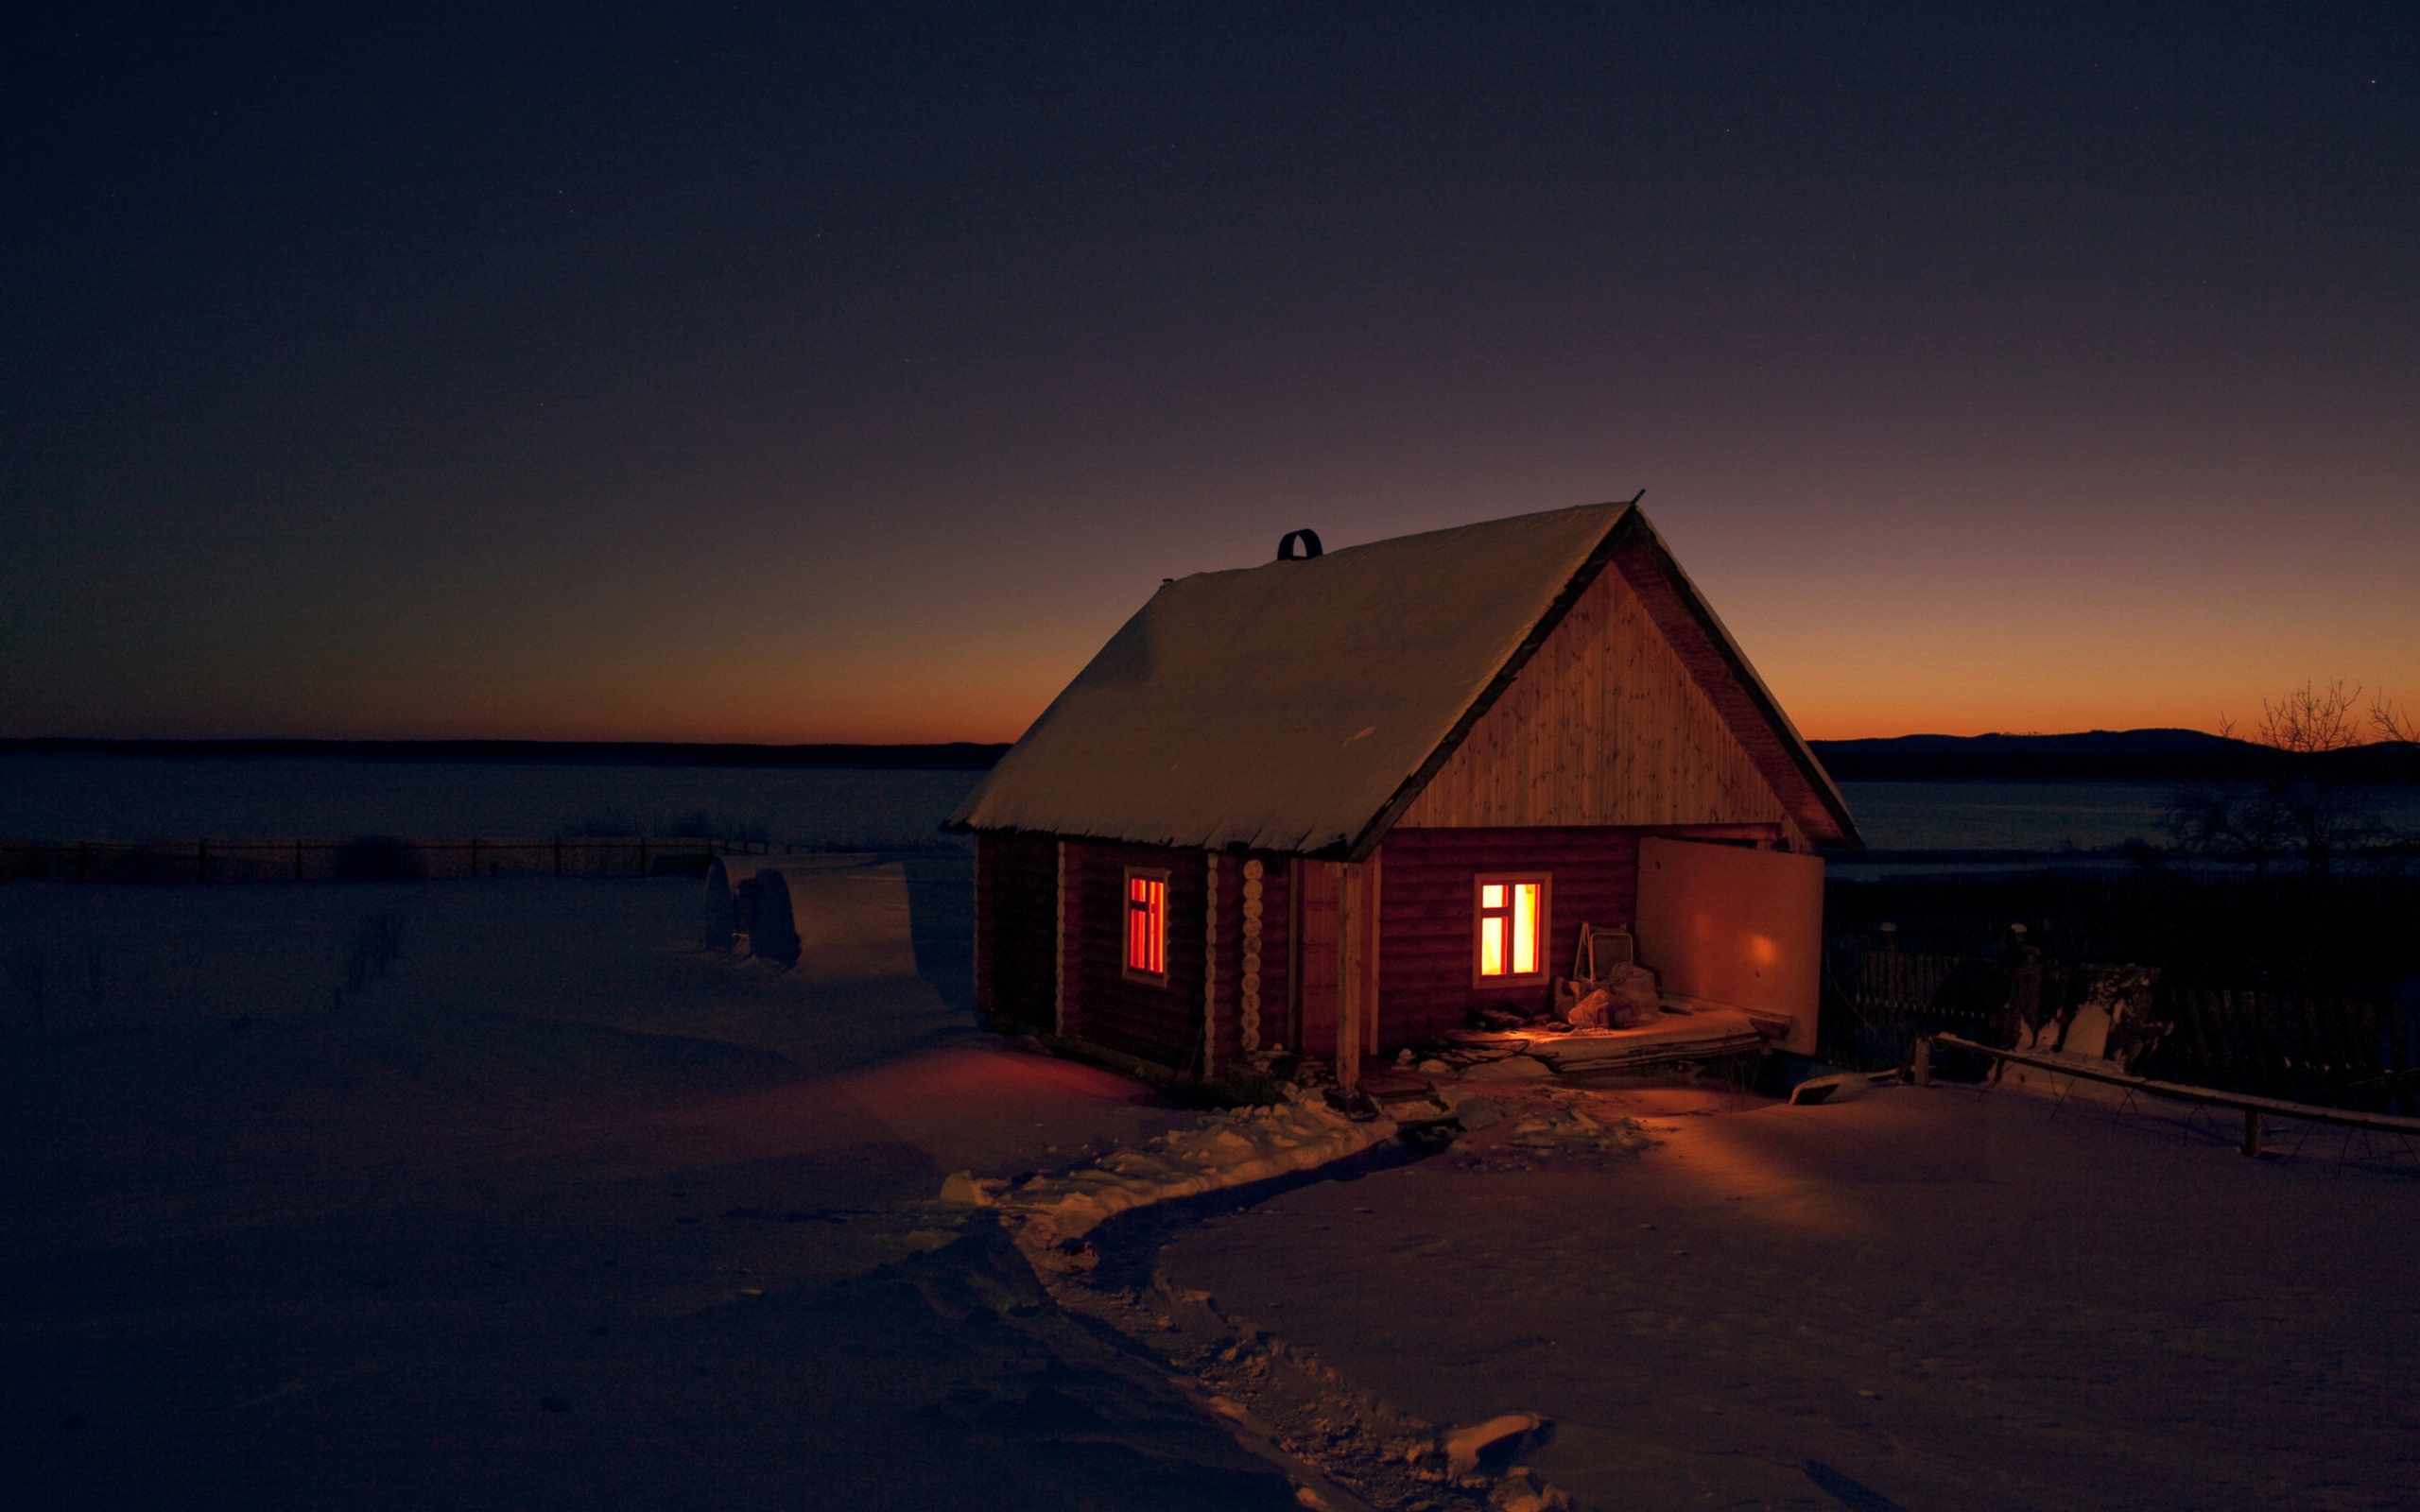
[1124,870,1167,978]
[1474,874,1547,984]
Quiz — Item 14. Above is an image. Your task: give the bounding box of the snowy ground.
[1157,1078,2420,1511]
[0,878,1295,1509]
[8,875,2417,1511]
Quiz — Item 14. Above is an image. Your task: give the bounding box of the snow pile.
[748,859,918,979]
[943,1089,1399,1259]
[1440,1086,1663,1171]
[700,853,785,948]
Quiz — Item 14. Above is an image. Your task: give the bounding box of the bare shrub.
[2169,680,2408,875]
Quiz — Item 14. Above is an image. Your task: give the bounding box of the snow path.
[1159,1079,2420,1511]
[977,1090,1401,1263]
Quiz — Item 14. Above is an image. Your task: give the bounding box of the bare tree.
[2374,696,2417,747]
[2168,680,2399,875]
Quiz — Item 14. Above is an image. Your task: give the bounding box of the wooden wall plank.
[1374,826,1638,1043]
[1398,559,1806,849]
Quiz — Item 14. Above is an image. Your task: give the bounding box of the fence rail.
[0,836,811,885]
[1824,937,2420,1118]
[1927,1033,2420,1155]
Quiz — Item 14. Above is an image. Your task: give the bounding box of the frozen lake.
[0,755,982,849]
[4,755,2414,858]
[1837,779,2184,851]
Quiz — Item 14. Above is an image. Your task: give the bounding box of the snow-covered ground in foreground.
[11,871,2420,1510]
[0,878,1299,1510]
[1159,1078,2420,1511]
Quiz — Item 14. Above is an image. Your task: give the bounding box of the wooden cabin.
[950,500,1860,1090]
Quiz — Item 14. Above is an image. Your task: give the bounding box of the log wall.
[1396,552,1809,851]
[1240,856,1292,1067]
[975,832,1059,1032]
[1374,827,1643,1044]
[1062,838,1207,1073]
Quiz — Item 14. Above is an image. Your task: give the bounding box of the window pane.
[1481,884,1505,909]
[1479,917,1504,977]
[1512,883,1538,975]
[1126,875,1165,974]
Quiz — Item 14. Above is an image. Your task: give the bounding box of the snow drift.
[946,1090,1401,1261]
[749,859,920,979]
[700,853,786,948]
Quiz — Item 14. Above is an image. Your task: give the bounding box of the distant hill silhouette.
[10,730,2412,783]
[1809,729,2415,781]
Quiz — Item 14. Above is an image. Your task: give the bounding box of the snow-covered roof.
[950,501,1858,854]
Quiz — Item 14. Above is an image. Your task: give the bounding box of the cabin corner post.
[1201,852,1220,1081]
[1336,860,1365,1092]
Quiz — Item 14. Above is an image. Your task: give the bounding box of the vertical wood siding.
[1396,552,1809,851]
[976,832,1060,1032]
[1293,859,1340,1057]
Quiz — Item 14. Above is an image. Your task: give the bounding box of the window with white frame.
[1473,873,1548,985]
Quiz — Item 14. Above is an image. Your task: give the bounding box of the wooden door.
[1292,859,1338,1057]
[1291,858,1378,1091]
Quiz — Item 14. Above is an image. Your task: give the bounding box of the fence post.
[1912,1035,1933,1086]
[2241,1108,2262,1158]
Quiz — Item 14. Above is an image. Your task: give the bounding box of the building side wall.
[1292,859,1339,1058]
[1374,827,1642,1045]
[1063,838,1206,1073]
[1396,556,1809,850]
[976,832,1059,1032]
[1204,856,1238,1079]
[1245,857,1292,1065]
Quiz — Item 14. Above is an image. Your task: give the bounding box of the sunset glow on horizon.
[7,9,2412,748]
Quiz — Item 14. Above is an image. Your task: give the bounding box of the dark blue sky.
[7,4,2414,740]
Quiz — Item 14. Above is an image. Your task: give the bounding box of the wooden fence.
[0,836,803,885]
[1823,936,2420,1117]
